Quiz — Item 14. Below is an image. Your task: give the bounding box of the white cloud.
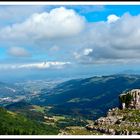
[83,48,93,55]
[0,6,85,42]
[7,47,30,57]
[19,61,71,69]
[0,61,71,70]
[0,5,45,28]
[74,13,140,64]
[74,48,93,59]
[107,14,120,23]
[1,7,140,66]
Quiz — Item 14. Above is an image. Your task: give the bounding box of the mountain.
[1,88,140,135]
[85,89,140,135]
[30,74,140,120]
[5,100,45,122]
[86,108,140,135]
[0,82,19,97]
[6,100,32,110]
[0,107,59,135]
[0,81,30,102]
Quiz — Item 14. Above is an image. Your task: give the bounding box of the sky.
[1,4,140,81]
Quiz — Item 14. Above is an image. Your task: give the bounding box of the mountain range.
[29,74,140,119]
[1,74,140,135]
[1,74,140,120]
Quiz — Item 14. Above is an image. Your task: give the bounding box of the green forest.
[0,107,59,135]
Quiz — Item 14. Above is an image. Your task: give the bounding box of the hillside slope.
[62,89,140,135]
[0,107,59,135]
[30,74,140,119]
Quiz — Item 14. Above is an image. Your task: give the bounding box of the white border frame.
[0,1,140,5]
[0,1,140,139]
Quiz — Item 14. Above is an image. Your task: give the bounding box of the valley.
[0,74,140,135]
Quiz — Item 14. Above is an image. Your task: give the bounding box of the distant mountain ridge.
[30,74,140,120]
[0,82,28,98]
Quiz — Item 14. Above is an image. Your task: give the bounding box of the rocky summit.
[86,89,140,135]
[119,89,140,109]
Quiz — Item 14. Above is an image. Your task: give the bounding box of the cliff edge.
[86,89,140,135]
[119,89,140,109]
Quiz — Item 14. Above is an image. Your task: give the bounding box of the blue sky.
[1,4,140,80]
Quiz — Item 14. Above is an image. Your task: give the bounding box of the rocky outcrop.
[94,108,123,126]
[119,89,140,109]
[85,89,140,135]
[86,107,140,135]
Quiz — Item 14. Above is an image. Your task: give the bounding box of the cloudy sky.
[1,4,140,80]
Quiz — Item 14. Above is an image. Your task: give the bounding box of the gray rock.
[120,89,140,109]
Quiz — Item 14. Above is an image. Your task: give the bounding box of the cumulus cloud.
[83,48,93,55]
[0,61,71,70]
[0,5,45,27]
[107,14,120,23]
[74,48,93,59]
[74,48,94,64]
[1,6,140,66]
[7,47,30,57]
[74,13,140,64]
[0,6,85,42]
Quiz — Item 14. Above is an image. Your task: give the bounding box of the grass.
[7,110,17,117]
[31,105,45,113]
[53,115,66,121]
[62,126,102,135]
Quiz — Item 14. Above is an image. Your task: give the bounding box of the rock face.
[119,89,140,109]
[86,107,140,135]
[94,108,122,126]
[85,89,140,135]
